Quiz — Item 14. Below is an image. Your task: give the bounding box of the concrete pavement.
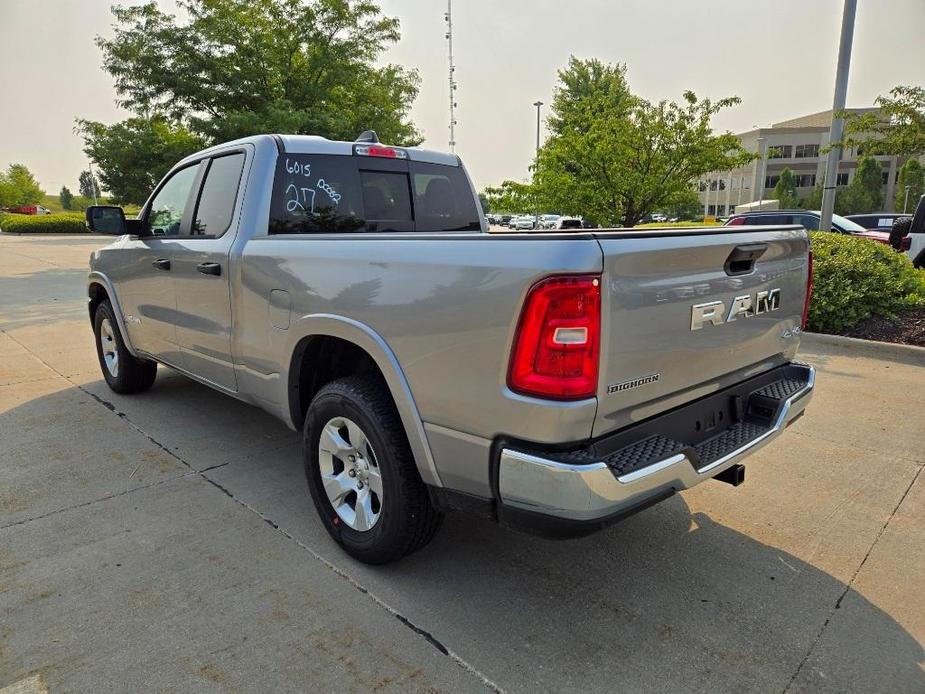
[1,233,923,692]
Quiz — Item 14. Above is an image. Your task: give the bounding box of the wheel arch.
[87,271,139,357]
[285,314,442,488]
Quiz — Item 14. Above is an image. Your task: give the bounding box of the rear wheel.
[304,376,443,564]
[93,300,158,394]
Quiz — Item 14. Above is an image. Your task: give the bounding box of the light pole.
[904,185,912,213]
[533,100,543,222]
[756,136,768,206]
[820,0,857,233]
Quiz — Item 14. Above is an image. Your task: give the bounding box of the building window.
[836,172,849,186]
[794,174,816,188]
[707,204,716,216]
[765,175,780,189]
[795,144,820,158]
[699,181,706,192]
[768,145,792,159]
[881,171,890,185]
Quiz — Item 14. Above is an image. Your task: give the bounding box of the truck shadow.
[4,371,923,693]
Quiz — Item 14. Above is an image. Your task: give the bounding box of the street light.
[904,185,912,213]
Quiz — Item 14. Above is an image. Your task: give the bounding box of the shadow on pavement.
[2,372,922,693]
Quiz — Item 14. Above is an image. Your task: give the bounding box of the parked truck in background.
[85,132,815,564]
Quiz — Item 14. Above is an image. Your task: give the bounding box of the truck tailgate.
[592,226,809,438]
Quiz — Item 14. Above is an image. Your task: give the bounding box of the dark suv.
[724,210,896,249]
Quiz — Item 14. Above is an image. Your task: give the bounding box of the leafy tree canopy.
[95,0,420,145]
[773,168,800,209]
[839,155,884,215]
[77,118,206,204]
[838,86,925,157]
[896,158,924,213]
[482,180,535,214]
[59,186,74,210]
[530,58,754,227]
[78,169,102,200]
[0,164,45,208]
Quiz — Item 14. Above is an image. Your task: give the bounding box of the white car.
[513,216,536,230]
[539,214,560,229]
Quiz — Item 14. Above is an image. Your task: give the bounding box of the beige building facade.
[698,108,913,216]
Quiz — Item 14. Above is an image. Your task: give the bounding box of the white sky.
[1,0,923,194]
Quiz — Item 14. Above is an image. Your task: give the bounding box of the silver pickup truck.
[85,133,814,563]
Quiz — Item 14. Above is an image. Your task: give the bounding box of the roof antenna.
[356,130,379,144]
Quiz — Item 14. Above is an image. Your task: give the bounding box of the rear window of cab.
[268,154,481,234]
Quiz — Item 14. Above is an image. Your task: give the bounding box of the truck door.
[115,162,203,365]
[170,150,248,391]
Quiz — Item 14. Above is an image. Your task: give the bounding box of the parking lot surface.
[1,233,923,693]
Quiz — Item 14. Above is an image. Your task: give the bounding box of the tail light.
[354,145,407,159]
[801,250,814,330]
[508,275,601,400]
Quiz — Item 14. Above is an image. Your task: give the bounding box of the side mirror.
[86,205,127,235]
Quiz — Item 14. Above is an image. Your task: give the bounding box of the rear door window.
[268,153,480,234]
[192,152,246,237]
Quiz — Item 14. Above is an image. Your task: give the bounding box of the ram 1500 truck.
[85,133,815,564]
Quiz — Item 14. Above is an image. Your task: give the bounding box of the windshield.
[832,214,866,232]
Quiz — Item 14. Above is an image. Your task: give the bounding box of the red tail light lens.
[508,275,601,400]
[801,250,814,330]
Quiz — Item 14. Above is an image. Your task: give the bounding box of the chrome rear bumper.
[498,364,814,522]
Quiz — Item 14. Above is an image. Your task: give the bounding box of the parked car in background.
[513,215,536,230]
[555,217,583,230]
[724,210,901,249]
[499,214,513,227]
[538,214,561,229]
[846,213,910,232]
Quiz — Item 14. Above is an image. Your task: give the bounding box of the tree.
[665,187,703,220]
[803,182,824,210]
[895,158,924,213]
[477,193,490,214]
[0,164,45,208]
[78,170,101,200]
[530,58,754,227]
[838,86,925,157]
[482,180,534,213]
[92,0,420,145]
[77,118,205,204]
[773,168,800,208]
[837,155,883,215]
[59,186,74,210]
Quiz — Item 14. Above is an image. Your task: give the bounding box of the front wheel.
[93,300,158,394]
[304,377,443,564]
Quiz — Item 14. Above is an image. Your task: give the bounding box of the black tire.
[890,216,912,251]
[93,300,158,394]
[304,376,443,564]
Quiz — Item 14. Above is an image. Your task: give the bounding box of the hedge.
[0,212,88,234]
[807,231,925,334]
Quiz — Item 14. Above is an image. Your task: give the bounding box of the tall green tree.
[482,180,535,213]
[530,58,754,227]
[773,168,800,208]
[838,86,925,157]
[0,164,45,207]
[91,0,419,145]
[837,155,883,215]
[78,170,101,200]
[895,159,924,213]
[59,185,74,210]
[77,118,206,204]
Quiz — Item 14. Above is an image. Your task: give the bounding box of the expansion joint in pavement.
[1,327,504,694]
[781,459,925,693]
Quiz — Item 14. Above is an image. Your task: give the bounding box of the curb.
[800,331,925,361]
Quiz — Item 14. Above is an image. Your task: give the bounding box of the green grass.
[41,194,141,217]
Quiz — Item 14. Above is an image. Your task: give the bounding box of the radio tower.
[444,0,457,153]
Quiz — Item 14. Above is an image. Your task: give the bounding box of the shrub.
[807,231,925,334]
[0,212,88,234]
